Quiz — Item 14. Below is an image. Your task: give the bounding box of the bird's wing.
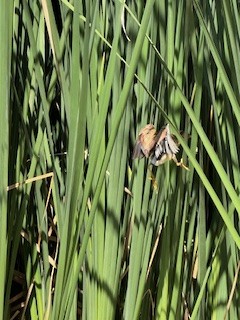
[132,124,157,158]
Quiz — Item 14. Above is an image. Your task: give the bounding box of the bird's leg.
[172,155,189,171]
[147,166,158,191]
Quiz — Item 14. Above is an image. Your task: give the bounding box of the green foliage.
[1,0,239,319]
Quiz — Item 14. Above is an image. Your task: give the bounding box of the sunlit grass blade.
[0,1,11,318]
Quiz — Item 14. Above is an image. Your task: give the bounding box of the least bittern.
[133,123,188,170]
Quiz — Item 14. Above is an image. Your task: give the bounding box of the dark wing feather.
[132,141,145,159]
[151,124,179,166]
[153,125,168,158]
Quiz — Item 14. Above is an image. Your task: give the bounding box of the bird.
[133,123,188,170]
